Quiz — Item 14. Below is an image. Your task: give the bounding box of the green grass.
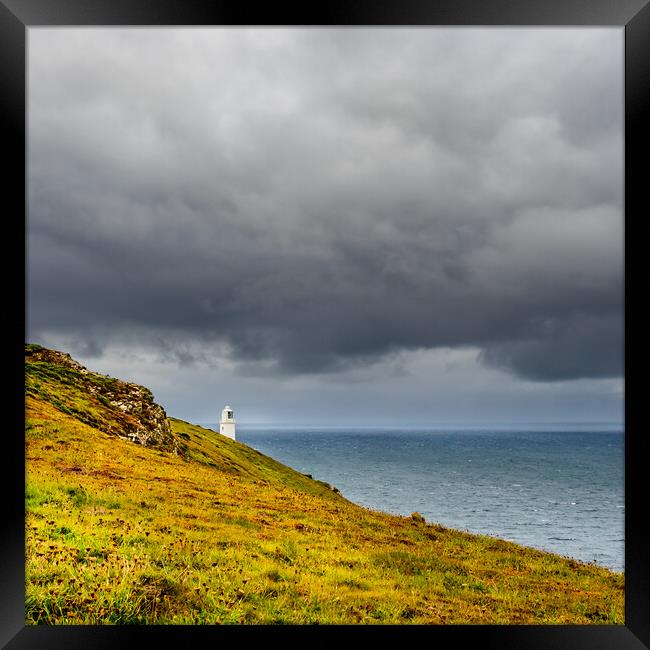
[24,345,625,625]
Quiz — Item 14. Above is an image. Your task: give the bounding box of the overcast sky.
[27,28,623,427]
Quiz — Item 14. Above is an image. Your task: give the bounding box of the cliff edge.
[25,343,177,453]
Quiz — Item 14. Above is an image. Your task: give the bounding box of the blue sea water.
[228,425,624,573]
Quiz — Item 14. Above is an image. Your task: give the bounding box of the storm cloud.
[27,28,623,383]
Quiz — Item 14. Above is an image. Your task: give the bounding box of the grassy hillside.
[24,345,624,625]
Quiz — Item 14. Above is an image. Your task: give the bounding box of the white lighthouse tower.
[219,405,236,440]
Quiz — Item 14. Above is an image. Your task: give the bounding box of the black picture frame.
[3,1,648,647]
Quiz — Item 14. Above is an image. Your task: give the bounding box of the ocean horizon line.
[193,421,624,432]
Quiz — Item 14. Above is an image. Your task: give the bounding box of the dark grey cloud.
[28,28,623,382]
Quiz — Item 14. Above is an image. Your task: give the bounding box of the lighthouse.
[219,405,236,440]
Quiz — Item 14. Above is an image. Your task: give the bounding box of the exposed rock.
[25,344,178,454]
[25,344,89,374]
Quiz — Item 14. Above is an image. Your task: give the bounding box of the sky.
[27,28,624,427]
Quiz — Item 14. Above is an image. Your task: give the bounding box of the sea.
[215,424,625,573]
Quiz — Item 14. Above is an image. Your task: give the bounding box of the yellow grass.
[25,390,624,625]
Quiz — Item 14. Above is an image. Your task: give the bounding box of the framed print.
[3,0,649,647]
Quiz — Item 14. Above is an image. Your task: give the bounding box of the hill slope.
[24,345,624,624]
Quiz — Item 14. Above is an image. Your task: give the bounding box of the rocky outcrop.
[25,344,178,454]
[84,378,175,451]
[25,344,89,373]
